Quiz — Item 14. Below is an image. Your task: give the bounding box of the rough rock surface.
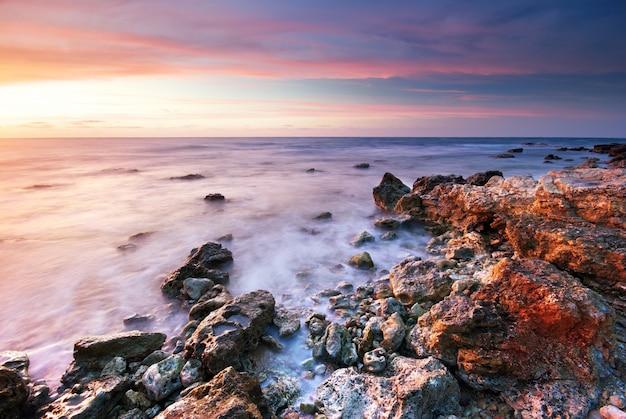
[63,331,166,385]
[372,173,410,211]
[185,290,275,375]
[141,354,185,401]
[0,366,29,418]
[389,257,453,306]
[410,258,615,415]
[161,242,232,298]
[315,356,460,419]
[156,366,273,419]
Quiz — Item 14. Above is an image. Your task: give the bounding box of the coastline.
[1,141,625,418]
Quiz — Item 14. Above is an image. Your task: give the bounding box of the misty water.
[0,137,608,401]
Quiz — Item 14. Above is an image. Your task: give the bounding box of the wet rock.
[380,312,405,352]
[411,174,466,195]
[142,354,185,401]
[185,290,275,375]
[161,242,232,299]
[261,370,300,415]
[122,313,154,327]
[321,323,358,366]
[354,163,370,169]
[204,193,225,201]
[170,174,204,180]
[492,153,515,158]
[41,375,131,419]
[0,351,29,380]
[273,307,301,337]
[347,252,374,270]
[389,257,453,306]
[0,366,29,418]
[373,172,411,212]
[373,218,400,230]
[188,283,233,320]
[544,153,562,160]
[381,231,398,241]
[508,148,523,153]
[315,356,460,418]
[183,277,215,300]
[63,331,166,385]
[305,313,328,337]
[121,389,152,410]
[101,356,127,376]
[156,367,272,419]
[313,211,332,220]
[350,230,375,247]
[362,348,387,373]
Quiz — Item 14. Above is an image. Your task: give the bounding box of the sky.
[1,0,625,138]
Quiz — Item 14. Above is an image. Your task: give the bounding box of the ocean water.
[0,137,610,396]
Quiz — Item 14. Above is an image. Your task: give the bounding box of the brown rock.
[156,366,273,419]
[373,173,410,212]
[389,258,453,306]
[185,290,275,375]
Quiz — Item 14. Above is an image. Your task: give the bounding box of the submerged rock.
[347,252,374,270]
[350,230,375,247]
[315,356,460,419]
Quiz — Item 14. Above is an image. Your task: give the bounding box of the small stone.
[261,335,284,351]
[350,231,375,247]
[314,212,333,220]
[373,218,400,230]
[347,252,374,270]
[204,193,225,201]
[180,358,204,388]
[381,231,398,241]
[101,356,127,376]
[363,347,387,373]
[142,354,185,401]
[354,163,370,169]
[183,277,215,300]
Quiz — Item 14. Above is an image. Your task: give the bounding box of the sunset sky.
[1,0,625,138]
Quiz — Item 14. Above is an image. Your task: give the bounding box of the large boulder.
[373,173,410,212]
[185,290,275,375]
[410,258,615,417]
[315,356,460,419]
[155,366,273,419]
[161,242,232,298]
[62,331,166,385]
[0,366,29,419]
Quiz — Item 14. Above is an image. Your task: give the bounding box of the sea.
[0,137,615,400]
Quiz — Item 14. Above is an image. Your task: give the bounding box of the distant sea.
[0,137,616,395]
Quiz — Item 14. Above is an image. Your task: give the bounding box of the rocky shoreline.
[2,143,625,418]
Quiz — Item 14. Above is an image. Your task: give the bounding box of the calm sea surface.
[0,137,612,396]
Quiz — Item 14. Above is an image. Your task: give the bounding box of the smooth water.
[0,137,609,395]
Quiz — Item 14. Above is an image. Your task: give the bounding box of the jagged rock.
[466,170,503,186]
[314,211,332,220]
[161,242,232,298]
[121,389,152,410]
[315,356,460,419]
[63,331,166,385]
[359,316,384,356]
[322,323,358,366]
[260,370,300,415]
[0,366,29,418]
[410,258,615,416]
[347,252,374,270]
[389,257,453,306]
[142,354,185,401]
[350,230,375,247]
[188,284,233,320]
[156,367,272,419]
[0,351,29,380]
[273,307,301,337]
[204,193,225,201]
[380,312,405,352]
[373,218,400,230]
[41,375,131,419]
[180,359,204,388]
[373,173,410,212]
[185,290,275,375]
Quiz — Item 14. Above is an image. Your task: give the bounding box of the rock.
[412,174,466,195]
[273,307,301,337]
[410,258,615,416]
[381,231,398,241]
[101,356,127,376]
[350,230,375,247]
[63,331,166,385]
[508,148,524,153]
[185,290,275,375]
[354,163,370,169]
[359,316,384,356]
[188,283,233,320]
[373,218,400,230]
[373,173,411,212]
[380,312,405,352]
[156,367,272,419]
[122,389,152,410]
[179,359,204,388]
[183,277,215,300]
[389,257,453,306]
[260,370,300,415]
[491,153,515,158]
[545,153,562,160]
[362,348,387,373]
[204,193,225,201]
[0,366,29,418]
[161,242,232,298]
[466,170,503,186]
[142,354,185,401]
[315,356,460,419]
[313,211,332,220]
[122,313,154,327]
[41,375,131,419]
[305,313,328,337]
[170,174,204,180]
[319,323,358,366]
[347,252,374,270]
[600,405,626,419]
[0,351,29,380]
